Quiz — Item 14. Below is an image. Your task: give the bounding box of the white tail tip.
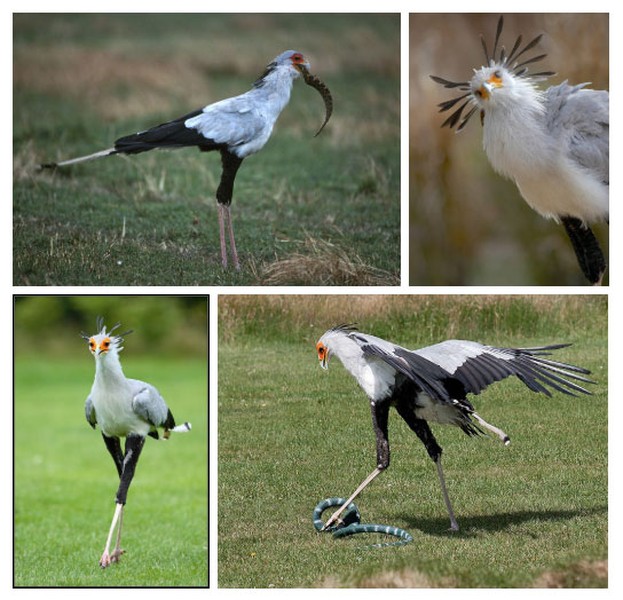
[172,422,191,433]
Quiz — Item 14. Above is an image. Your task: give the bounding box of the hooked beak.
[479,75,502,100]
[317,344,330,371]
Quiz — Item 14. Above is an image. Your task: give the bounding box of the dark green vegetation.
[14,14,399,285]
[218,295,607,587]
[14,296,208,586]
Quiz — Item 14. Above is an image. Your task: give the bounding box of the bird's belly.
[414,394,463,426]
[515,164,609,223]
[92,388,150,438]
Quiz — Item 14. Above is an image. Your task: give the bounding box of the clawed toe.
[99,548,125,568]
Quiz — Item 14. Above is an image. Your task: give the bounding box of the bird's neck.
[482,83,551,179]
[250,67,297,117]
[331,339,395,401]
[94,352,126,386]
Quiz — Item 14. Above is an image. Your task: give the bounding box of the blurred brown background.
[410,14,609,285]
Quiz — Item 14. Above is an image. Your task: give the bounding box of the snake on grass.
[313,497,413,548]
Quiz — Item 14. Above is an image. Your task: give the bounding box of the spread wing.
[351,333,593,401]
[414,340,594,397]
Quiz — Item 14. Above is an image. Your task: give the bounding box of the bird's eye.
[494,70,502,78]
[89,339,95,350]
[317,344,325,357]
[102,338,110,349]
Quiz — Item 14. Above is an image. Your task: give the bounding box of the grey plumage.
[431,16,609,284]
[316,325,595,532]
[40,50,332,270]
[82,318,190,568]
[544,82,609,185]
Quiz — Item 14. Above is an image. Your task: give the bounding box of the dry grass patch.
[14,46,209,120]
[319,568,459,588]
[252,236,399,286]
[533,559,607,588]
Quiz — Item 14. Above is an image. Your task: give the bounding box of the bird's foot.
[99,551,112,568]
[111,547,125,563]
[448,522,460,533]
[321,512,344,531]
[99,548,124,568]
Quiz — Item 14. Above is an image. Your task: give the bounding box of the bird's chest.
[352,360,396,401]
[90,379,145,437]
[482,111,550,179]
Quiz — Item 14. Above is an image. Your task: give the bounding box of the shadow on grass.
[398,505,608,538]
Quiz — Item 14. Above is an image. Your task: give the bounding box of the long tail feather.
[39,147,116,169]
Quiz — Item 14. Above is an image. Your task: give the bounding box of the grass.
[13,14,400,285]
[13,357,208,587]
[218,295,607,587]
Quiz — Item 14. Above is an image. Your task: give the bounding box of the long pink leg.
[224,205,240,271]
[99,503,124,568]
[435,458,459,531]
[110,504,125,562]
[322,467,383,530]
[217,204,228,269]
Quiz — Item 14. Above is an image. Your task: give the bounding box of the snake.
[299,66,333,137]
[313,497,413,548]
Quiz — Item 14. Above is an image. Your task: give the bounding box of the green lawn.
[14,357,208,587]
[218,296,607,587]
[13,14,400,285]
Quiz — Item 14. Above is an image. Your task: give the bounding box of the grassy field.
[14,356,208,587]
[13,14,400,285]
[218,295,607,587]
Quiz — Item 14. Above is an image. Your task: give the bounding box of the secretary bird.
[316,324,594,532]
[431,16,609,284]
[83,318,191,568]
[41,50,332,270]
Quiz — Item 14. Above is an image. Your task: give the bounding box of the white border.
[6,2,620,597]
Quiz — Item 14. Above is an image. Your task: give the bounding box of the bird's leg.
[322,467,383,530]
[102,434,124,478]
[115,434,145,505]
[217,204,229,269]
[110,504,125,563]
[100,503,124,568]
[323,401,390,530]
[99,435,145,568]
[435,457,459,532]
[217,203,240,271]
[395,403,459,531]
[216,151,243,271]
[561,216,606,285]
[225,205,240,271]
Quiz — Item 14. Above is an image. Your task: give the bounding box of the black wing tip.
[330,323,359,334]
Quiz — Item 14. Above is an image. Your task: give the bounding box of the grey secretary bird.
[41,50,332,270]
[316,324,594,532]
[431,16,609,284]
[83,318,191,568]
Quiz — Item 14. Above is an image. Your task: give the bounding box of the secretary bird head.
[81,317,133,358]
[258,50,333,136]
[431,15,556,131]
